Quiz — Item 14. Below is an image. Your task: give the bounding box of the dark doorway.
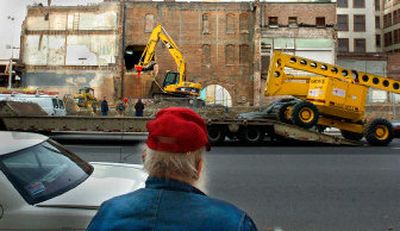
[124,45,146,71]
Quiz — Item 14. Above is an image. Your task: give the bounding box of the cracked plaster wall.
[22,2,120,99]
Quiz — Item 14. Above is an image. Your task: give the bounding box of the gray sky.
[0,0,102,60]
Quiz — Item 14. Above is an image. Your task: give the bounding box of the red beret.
[146,107,210,153]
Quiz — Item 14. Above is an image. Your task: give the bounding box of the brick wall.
[388,53,400,80]
[262,3,336,26]
[124,2,256,106]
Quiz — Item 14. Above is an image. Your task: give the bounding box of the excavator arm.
[135,24,185,82]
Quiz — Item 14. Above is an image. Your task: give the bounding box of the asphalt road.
[63,140,400,231]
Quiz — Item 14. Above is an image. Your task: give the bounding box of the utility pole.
[7,16,15,89]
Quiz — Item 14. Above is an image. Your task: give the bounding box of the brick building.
[122,1,257,106]
[20,0,337,106]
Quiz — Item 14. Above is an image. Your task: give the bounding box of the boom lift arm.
[264,51,400,146]
[266,51,400,96]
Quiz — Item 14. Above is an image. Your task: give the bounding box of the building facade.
[337,0,379,53]
[382,0,400,52]
[20,0,337,106]
[21,2,122,98]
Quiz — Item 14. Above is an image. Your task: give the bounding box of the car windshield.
[0,139,93,205]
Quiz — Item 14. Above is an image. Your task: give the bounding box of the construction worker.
[87,107,258,231]
[100,96,109,116]
[134,98,144,117]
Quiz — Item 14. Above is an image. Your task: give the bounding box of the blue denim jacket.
[87,177,258,231]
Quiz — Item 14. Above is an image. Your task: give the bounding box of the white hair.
[142,145,203,182]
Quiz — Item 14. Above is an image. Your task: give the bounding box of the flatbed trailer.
[205,118,362,146]
[0,101,361,146]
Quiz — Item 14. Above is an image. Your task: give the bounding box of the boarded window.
[316,17,326,27]
[268,17,278,26]
[225,44,235,64]
[239,13,249,32]
[288,17,298,27]
[353,0,365,8]
[226,13,235,33]
[354,15,366,32]
[145,14,154,32]
[338,38,349,52]
[239,44,250,64]
[202,13,209,34]
[337,15,349,31]
[354,38,366,52]
[337,0,348,8]
[202,44,211,65]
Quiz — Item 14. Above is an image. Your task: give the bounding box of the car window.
[0,140,93,205]
[52,98,59,108]
[58,99,65,109]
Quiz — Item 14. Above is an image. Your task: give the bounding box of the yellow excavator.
[265,51,399,146]
[74,87,97,108]
[134,24,202,98]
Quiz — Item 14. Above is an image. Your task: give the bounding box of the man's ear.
[196,158,204,178]
[141,149,147,162]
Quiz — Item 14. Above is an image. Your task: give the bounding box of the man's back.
[87,177,257,231]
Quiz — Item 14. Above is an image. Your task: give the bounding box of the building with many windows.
[382,0,400,52]
[337,0,380,52]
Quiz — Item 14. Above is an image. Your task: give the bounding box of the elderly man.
[87,107,258,231]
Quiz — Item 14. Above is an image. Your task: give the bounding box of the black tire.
[207,125,226,144]
[278,104,292,124]
[291,101,319,129]
[340,130,364,141]
[239,126,265,144]
[364,118,394,146]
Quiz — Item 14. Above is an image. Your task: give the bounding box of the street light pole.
[7,16,15,90]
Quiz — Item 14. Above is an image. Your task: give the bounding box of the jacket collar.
[145,176,206,196]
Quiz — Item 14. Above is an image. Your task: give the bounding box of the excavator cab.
[163,71,179,87]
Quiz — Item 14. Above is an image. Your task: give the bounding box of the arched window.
[202,13,209,34]
[225,44,235,64]
[226,13,235,33]
[239,13,249,32]
[145,14,154,32]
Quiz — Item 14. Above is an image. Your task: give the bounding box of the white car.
[0,131,147,230]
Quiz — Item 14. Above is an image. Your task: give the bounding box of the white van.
[0,93,67,116]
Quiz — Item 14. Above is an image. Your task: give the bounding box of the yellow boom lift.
[265,51,398,146]
[134,24,202,98]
